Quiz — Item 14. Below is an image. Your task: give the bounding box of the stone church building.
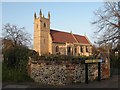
[33,10,92,56]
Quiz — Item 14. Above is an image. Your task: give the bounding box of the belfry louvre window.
[44,23,46,28]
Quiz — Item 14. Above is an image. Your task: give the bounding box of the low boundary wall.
[28,58,110,85]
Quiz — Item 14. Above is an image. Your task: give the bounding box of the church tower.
[33,10,51,55]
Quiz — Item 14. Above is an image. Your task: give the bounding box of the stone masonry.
[28,60,101,85]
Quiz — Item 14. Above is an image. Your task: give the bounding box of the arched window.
[86,46,89,52]
[75,47,77,53]
[44,23,46,28]
[67,47,71,53]
[56,46,59,52]
[80,46,83,52]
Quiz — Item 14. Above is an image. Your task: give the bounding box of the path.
[2,75,119,89]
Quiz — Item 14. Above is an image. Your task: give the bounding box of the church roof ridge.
[50,29,71,34]
[50,29,84,37]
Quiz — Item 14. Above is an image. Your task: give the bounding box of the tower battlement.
[34,9,50,20]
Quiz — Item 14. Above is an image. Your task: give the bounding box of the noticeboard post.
[85,59,102,84]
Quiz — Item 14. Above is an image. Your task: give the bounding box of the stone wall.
[28,60,100,85]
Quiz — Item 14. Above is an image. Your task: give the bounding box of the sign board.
[85,59,102,63]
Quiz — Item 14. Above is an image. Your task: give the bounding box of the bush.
[30,54,95,64]
[3,45,29,69]
[29,50,39,60]
[2,62,33,82]
[2,45,34,82]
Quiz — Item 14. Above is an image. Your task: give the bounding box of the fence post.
[85,63,88,84]
[98,62,101,81]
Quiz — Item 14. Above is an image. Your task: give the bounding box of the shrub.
[3,45,29,69]
[2,45,34,82]
[30,54,95,64]
[2,62,33,82]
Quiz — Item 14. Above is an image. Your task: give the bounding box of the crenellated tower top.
[34,9,50,20]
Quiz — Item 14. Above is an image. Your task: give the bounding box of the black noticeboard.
[85,59,102,84]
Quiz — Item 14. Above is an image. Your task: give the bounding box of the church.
[33,10,92,56]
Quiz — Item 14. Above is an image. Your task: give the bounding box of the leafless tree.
[92,2,120,47]
[2,23,31,47]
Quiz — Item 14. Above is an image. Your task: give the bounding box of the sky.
[1,2,104,46]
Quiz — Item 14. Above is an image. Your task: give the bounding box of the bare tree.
[2,23,31,47]
[92,2,120,47]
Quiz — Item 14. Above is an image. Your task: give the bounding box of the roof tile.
[50,29,90,44]
[73,34,90,44]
